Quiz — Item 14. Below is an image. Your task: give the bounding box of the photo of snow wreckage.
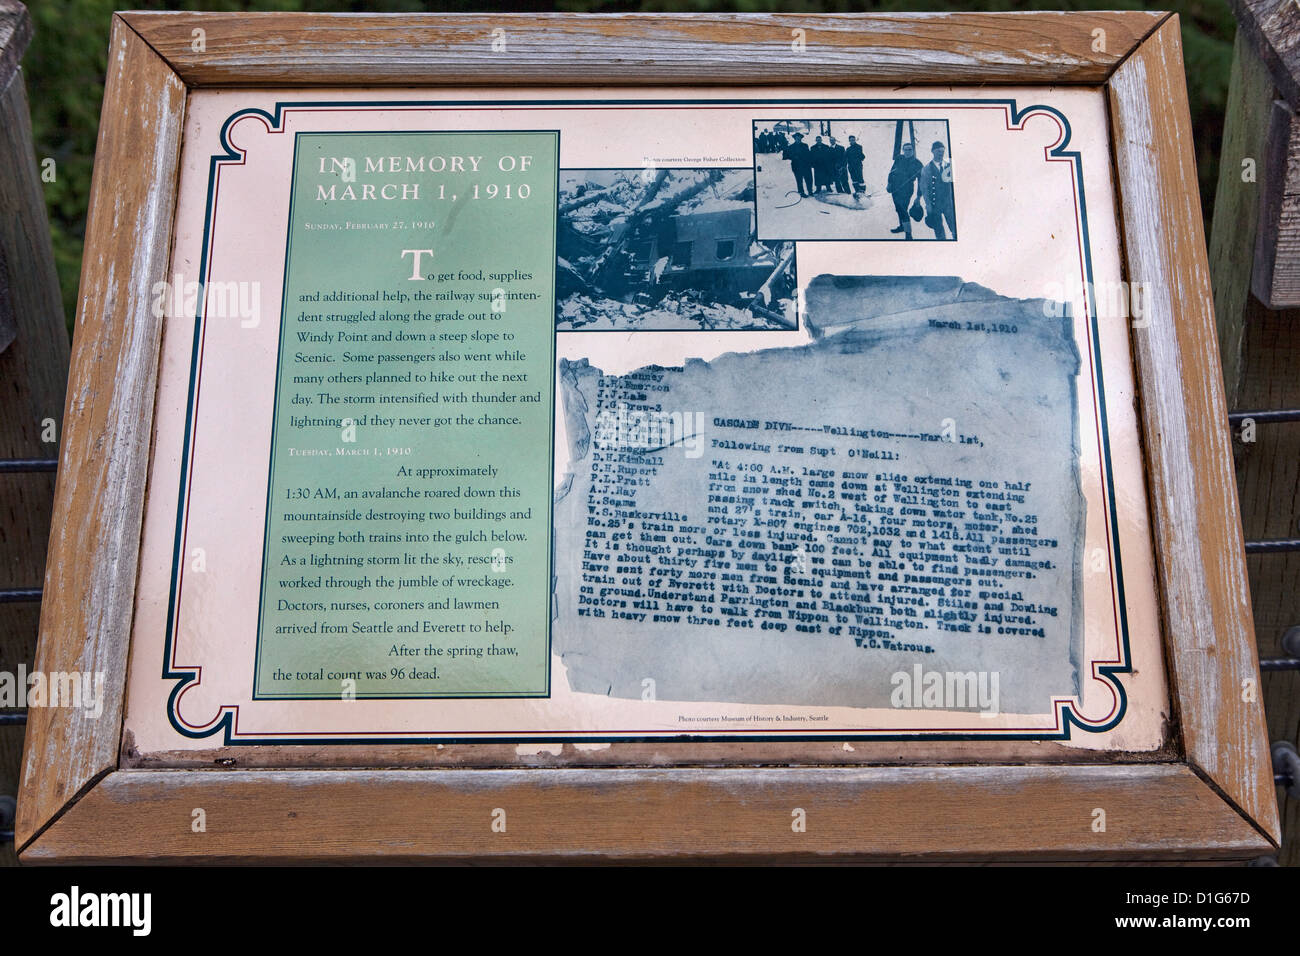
[556,168,798,331]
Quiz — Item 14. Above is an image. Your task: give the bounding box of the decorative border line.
[159,95,1132,745]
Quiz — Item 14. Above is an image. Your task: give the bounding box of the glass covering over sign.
[122,90,1168,750]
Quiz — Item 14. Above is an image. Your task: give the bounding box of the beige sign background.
[120,86,1167,755]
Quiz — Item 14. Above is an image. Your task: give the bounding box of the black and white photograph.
[754,119,957,241]
[556,168,797,330]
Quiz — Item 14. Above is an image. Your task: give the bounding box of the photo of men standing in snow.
[754,119,957,241]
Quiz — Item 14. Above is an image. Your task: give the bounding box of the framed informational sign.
[18,12,1279,862]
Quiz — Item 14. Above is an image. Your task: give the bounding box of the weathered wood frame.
[16,11,1279,863]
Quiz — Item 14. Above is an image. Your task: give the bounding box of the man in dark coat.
[782,132,813,197]
[845,135,866,196]
[886,141,923,239]
[809,135,832,193]
[920,140,956,239]
[827,137,848,193]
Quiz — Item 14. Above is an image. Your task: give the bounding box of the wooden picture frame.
[16,10,1279,863]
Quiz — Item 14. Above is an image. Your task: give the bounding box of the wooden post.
[1227,0,1300,312]
[1214,0,1300,865]
[0,0,70,866]
[1210,31,1275,411]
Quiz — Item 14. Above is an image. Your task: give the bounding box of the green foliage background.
[22,0,1239,334]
